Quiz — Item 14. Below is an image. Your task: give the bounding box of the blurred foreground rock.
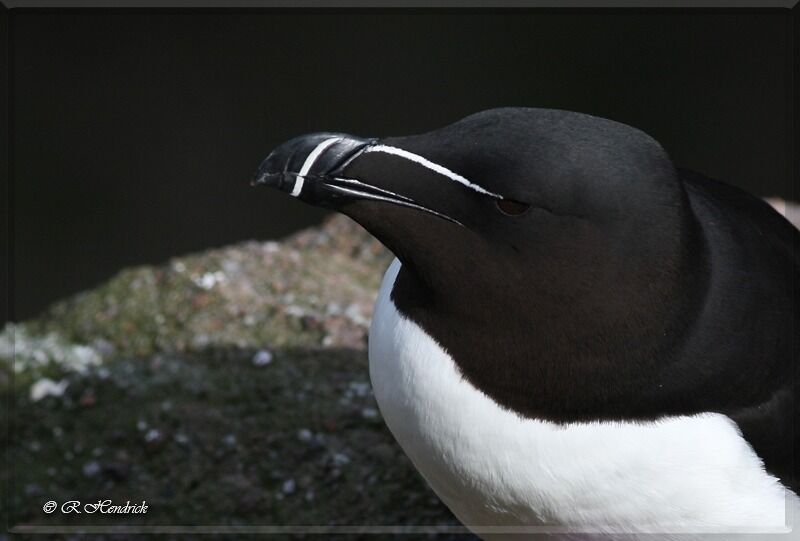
[2,200,797,537]
[21,215,393,358]
[2,215,474,538]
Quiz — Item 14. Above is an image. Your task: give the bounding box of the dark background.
[7,8,795,323]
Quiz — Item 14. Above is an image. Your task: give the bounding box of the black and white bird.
[254,108,799,539]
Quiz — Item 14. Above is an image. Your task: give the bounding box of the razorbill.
[253,108,799,539]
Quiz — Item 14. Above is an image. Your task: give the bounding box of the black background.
[6,8,796,323]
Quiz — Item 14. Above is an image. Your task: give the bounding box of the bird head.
[254,108,691,323]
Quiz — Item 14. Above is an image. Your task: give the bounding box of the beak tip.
[250,174,266,188]
[251,171,284,189]
[252,150,285,189]
[253,132,371,196]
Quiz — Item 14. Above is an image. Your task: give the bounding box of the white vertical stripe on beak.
[364,144,502,199]
[291,137,342,197]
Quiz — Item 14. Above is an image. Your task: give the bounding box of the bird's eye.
[495,199,531,216]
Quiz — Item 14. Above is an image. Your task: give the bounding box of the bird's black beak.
[252,132,373,203]
[253,132,463,225]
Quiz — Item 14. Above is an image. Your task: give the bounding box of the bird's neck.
[391,205,707,422]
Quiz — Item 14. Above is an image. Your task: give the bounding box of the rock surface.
[27,215,393,357]
[2,215,474,538]
[3,200,797,537]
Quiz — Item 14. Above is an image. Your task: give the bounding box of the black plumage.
[256,107,799,493]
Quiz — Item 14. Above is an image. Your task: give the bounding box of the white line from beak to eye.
[364,144,502,199]
[291,137,342,197]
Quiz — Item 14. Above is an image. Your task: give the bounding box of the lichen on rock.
[3,215,472,536]
[15,215,393,358]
